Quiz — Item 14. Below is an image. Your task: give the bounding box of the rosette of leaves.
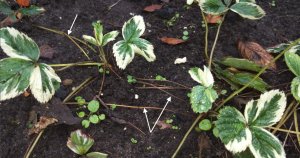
[0,27,61,103]
[80,100,106,128]
[267,41,300,56]
[113,15,156,69]
[67,129,107,158]
[284,52,300,100]
[215,89,286,158]
[188,66,218,113]
[199,0,265,20]
[0,0,46,22]
[82,21,119,47]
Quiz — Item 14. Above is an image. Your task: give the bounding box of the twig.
[127,122,146,135]
[109,0,122,8]
[294,110,300,147]
[25,129,45,158]
[23,134,38,158]
[136,86,189,90]
[283,122,294,146]
[267,126,300,134]
[98,66,106,96]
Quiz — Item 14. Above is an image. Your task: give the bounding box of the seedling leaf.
[82,120,90,128]
[291,77,300,100]
[190,85,218,113]
[17,5,46,16]
[88,100,99,113]
[214,58,262,72]
[67,129,94,155]
[86,152,108,158]
[199,119,212,130]
[285,52,300,77]
[89,114,99,124]
[230,2,265,20]
[199,0,229,15]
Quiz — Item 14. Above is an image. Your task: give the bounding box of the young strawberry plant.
[78,100,106,128]
[284,52,300,100]
[67,129,107,158]
[215,90,286,158]
[113,15,156,69]
[0,27,61,103]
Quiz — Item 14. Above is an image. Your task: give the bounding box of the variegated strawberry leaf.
[86,152,108,158]
[67,129,94,155]
[0,27,61,103]
[190,85,218,113]
[267,41,300,55]
[83,35,97,46]
[113,15,156,69]
[92,21,103,46]
[199,0,229,15]
[102,31,119,46]
[285,52,300,77]
[291,77,300,101]
[188,66,214,87]
[17,5,46,16]
[230,2,265,20]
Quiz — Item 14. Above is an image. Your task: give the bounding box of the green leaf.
[88,100,99,113]
[213,127,219,138]
[214,58,262,72]
[0,1,14,14]
[224,0,231,6]
[249,126,285,158]
[215,106,250,153]
[199,119,212,130]
[92,21,103,45]
[82,35,97,46]
[78,98,85,105]
[67,129,94,155]
[51,78,60,91]
[122,15,145,41]
[82,120,90,128]
[190,85,218,113]
[214,71,241,91]
[236,0,256,3]
[246,90,286,127]
[199,0,229,15]
[8,14,17,21]
[285,52,300,77]
[78,112,85,118]
[291,77,300,101]
[89,114,99,124]
[86,152,108,158]
[17,5,46,15]
[230,2,265,20]
[189,66,214,87]
[113,40,135,69]
[0,27,39,62]
[0,58,34,101]
[102,31,119,46]
[30,63,61,103]
[99,114,105,120]
[75,96,82,101]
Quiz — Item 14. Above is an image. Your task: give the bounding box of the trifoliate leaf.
[67,129,94,155]
[285,52,300,77]
[82,35,97,46]
[199,0,229,15]
[230,2,265,20]
[215,106,251,154]
[190,85,218,113]
[214,58,262,72]
[291,77,300,101]
[246,90,286,127]
[102,31,119,46]
[17,5,46,15]
[249,126,285,158]
[189,66,214,87]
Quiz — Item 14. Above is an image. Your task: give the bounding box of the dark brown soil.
[1,0,300,158]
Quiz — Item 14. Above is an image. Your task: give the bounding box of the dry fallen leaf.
[157,120,172,130]
[205,14,223,23]
[63,79,73,86]
[238,38,276,70]
[198,132,211,158]
[144,4,163,12]
[28,116,57,135]
[159,36,186,45]
[39,44,55,59]
[1,16,15,28]
[24,90,31,97]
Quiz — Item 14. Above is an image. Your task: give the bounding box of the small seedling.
[201,21,205,27]
[110,104,116,110]
[217,20,221,24]
[271,1,275,7]
[182,31,189,40]
[78,112,85,118]
[147,146,152,150]
[195,126,201,132]
[166,119,173,124]
[106,70,110,74]
[172,126,179,129]
[173,115,176,117]
[78,98,86,106]
[99,68,104,73]
[99,114,105,120]
[221,90,227,94]
[11,120,20,124]
[156,75,166,80]
[131,138,137,143]
[164,14,180,26]
[127,75,137,84]
[199,119,212,131]
[108,7,111,10]
[183,4,189,10]
[190,25,196,29]
[80,100,106,128]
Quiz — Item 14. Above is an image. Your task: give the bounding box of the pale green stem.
[63,76,93,103]
[267,126,300,134]
[294,110,300,146]
[214,38,300,112]
[25,129,45,158]
[201,10,209,60]
[49,62,104,67]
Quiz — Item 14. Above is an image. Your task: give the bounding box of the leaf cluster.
[77,100,106,128]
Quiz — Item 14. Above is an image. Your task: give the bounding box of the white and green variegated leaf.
[187,0,200,5]
[122,15,145,41]
[215,106,251,153]
[230,2,265,20]
[285,52,300,77]
[0,0,14,14]
[86,152,108,158]
[92,21,103,46]
[82,35,97,46]
[291,77,300,100]
[113,40,135,69]
[236,0,256,3]
[288,45,300,55]
[17,5,46,16]
[102,31,119,46]
[29,63,61,103]
[129,38,155,62]
[0,58,34,101]
[67,129,94,155]
[249,126,285,158]
[199,0,229,15]
[190,85,218,113]
[0,27,39,62]
[189,66,214,87]
[247,90,286,127]
[267,43,290,53]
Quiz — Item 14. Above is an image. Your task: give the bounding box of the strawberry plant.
[0,27,61,103]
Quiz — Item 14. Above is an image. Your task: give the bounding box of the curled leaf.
[144,4,163,12]
[205,14,222,23]
[159,36,186,45]
[28,116,57,135]
[238,38,276,70]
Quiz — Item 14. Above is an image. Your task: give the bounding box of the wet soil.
[1,0,300,158]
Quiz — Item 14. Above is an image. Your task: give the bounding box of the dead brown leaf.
[24,90,31,97]
[144,4,163,12]
[238,38,277,70]
[1,16,15,28]
[159,36,186,45]
[198,132,211,158]
[157,120,172,130]
[28,116,57,135]
[205,14,223,23]
[63,79,73,86]
[39,44,55,59]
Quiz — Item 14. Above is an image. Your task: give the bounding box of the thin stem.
[294,110,300,147]
[63,76,93,103]
[267,126,300,134]
[201,10,209,60]
[172,114,203,158]
[66,35,90,60]
[49,62,104,71]
[25,129,45,158]
[208,14,226,69]
[214,38,300,112]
